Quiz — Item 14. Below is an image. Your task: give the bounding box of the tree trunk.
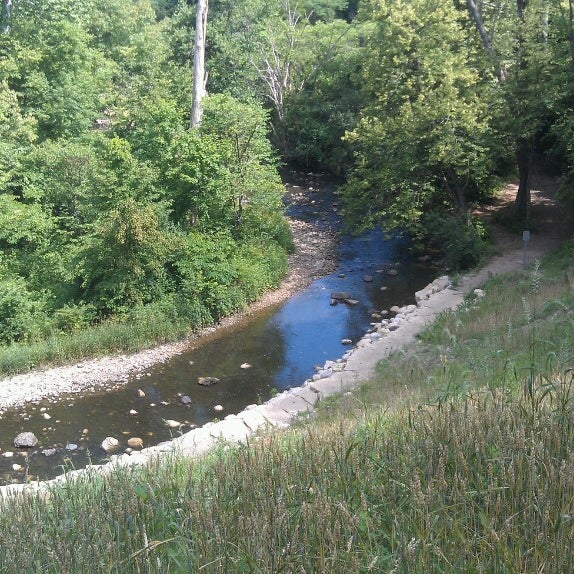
[514,139,532,225]
[190,0,208,129]
[2,0,12,34]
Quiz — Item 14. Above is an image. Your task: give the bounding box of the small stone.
[12,464,23,472]
[180,395,192,405]
[390,305,401,313]
[380,286,389,291]
[137,389,146,398]
[14,432,38,448]
[343,299,360,306]
[198,377,220,386]
[240,363,252,369]
[127,437,144,449]
[338,273,346,279]
[42,448,57,457]
[101,436,120,452]
[42,413,51,420]
[331,291,351,301]
[341,339,353,345]
[129,409,138,415]
[213,405,224,412]
[82,428,89,435]
[363,275,373,282]
[3,451,14,458]
[164,419,182,428]
[65,443,78,451]
[387,269,399,276]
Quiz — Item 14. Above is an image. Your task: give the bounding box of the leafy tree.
[340,0,497,236]
[73,198,174,315]
[464,0,561,223]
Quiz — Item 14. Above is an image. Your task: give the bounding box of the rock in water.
[101,436,120,452]
[363,275,373,282]
[164,419,182,428]
[127,437,144,449]
[180,395,192,405]
[331,291,351,301]
[14,432,38,448]
[197,376,220,386]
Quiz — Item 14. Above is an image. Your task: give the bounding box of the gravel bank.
[0,180,339,416]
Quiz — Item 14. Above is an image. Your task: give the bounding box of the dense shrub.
[423,212,489,271]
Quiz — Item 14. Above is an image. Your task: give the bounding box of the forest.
[0,0,573,353]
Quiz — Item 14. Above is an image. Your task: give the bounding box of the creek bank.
[0,213,564,497]
[0,176,339,417]
[0,273,463,497]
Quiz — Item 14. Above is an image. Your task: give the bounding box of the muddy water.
[0,181,434,485]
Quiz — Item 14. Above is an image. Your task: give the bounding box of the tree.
[464,0,556,224]
[340,0,496,232]
[1,0,12,33]
[190,0,208,128]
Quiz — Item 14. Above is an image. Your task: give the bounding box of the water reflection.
[0,184,434,485]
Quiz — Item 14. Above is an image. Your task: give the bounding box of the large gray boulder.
[14,432,38,448]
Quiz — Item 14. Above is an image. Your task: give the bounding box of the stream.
[0,175,435,485]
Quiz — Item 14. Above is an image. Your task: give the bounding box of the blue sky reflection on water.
[269,228,425,390]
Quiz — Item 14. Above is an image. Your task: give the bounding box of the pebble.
[164,419,182,428]
[213,405,224,412]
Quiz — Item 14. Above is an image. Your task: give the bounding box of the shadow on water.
[0,178,435,485]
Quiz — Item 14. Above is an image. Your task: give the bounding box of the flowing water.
[0,176,435,485]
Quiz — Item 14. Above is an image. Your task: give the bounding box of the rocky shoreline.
[0,177,339,417]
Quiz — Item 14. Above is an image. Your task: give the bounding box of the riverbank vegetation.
[1,0,574,368]
[1,239,573,573]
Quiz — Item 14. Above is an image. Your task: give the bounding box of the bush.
[0,277,49,343]
[423,212,489,271]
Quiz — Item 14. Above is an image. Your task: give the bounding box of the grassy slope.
[1,240,574,573]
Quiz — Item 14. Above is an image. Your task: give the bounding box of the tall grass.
[0,241,573,572]
[1,373,574,572]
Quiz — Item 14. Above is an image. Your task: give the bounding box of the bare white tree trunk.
[190,0,208,129]
[465,0,506,80]
[2,0,12,34]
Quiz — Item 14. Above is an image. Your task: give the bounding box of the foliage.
[422,212,489,271]
[339,0,499,236]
